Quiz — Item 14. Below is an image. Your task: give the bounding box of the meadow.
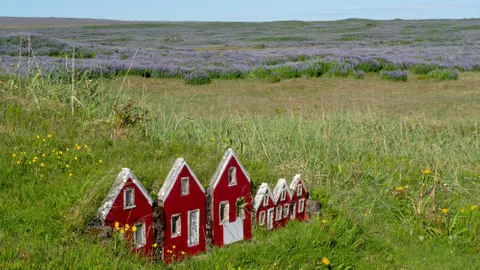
[1,18,480,269]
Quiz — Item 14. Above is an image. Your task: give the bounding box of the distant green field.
[1,71,480,268]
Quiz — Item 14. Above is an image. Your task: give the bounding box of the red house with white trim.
[157,158,206,264]
[289,174,308,221]
[253,183,277,230]
[272,178,294,228]
[98,168,154,256]
[207,148,252,247]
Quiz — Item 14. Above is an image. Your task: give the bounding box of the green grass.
[1,73,480,268]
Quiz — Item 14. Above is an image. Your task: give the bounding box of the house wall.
[162,166,206,263]
[255,195,276,229]
[211,158,252,247]
[291,181,308,222]
[105,179,153,255]
[274,192,292,228]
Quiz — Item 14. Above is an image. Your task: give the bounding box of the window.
[298,199,305,213]
[228,167,237,186]
[171,214,181,237]
[134,222,146,248]
[263,194,269,206]
[236,198,245,219]
[283,205,289,218]
[297,184,303,196]
[124,188,135,209]
[275,205,282,221]
[188,210,200,247]
[181,177,190,195]
[281,189,286,201]
[220,201,229,224]
[258,211,266,225]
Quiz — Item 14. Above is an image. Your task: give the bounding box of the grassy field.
[1,72,480,269]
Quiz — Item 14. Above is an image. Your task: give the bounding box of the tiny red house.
[207,148,252,247]
[253,183,277,230]
[272,178,293,228]
[289,174,309,222]
[98,168,154,256]
[157,158,206,264]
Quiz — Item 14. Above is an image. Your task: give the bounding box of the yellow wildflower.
[42,153,46,157]
[441,208,448,214]
[396,186,404,192]
[40,162,45,167]
[461,209,465,213]
[181,251,185,255]
[125,224,130,230]
[12,153,17,158]
[322,257,330,266]
[47,134,52,138]
[132,226,137,232]
[471,205,478,210]
[172,245,176,249]
[419,193,424,198]
[120,229,125,234]
[225,138,230,143]
[210,137,214,142]
[152,243,158,248]
[57,156,61,159]
[66,164,70,168]
[76,144,81,150]
[321,219,326,224]
[42,139,46,142]
[422,169,431,175]
[59,151,63,155]
[114,222,120,228]
[84,144,88,148]
[74,156,78,160]
[36,135,40,139]
[404,186,409,189]
[69,173,73,177]
[99,159,103,164]
[16,161,20,164]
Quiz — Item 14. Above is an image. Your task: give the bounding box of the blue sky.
[2,0,480,21]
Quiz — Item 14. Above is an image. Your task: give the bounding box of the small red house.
[207,148,252,247]
[272,178,293,228]
[289,174,308,221]
[253,183,277,230]
[98,168,154,256]
[157,158,206,264]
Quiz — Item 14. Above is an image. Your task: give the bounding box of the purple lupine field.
[1,18,480,80]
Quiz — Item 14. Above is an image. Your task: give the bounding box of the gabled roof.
[98,168,154,222]
[290,174,308,194]
[158,158,205,201]
[272,178,292,202]
[208,148,251,190]
[254,183,275,211]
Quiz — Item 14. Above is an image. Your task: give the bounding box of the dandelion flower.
[471,206,478,210]
[57,156,61,159]
[99,159,103,164]
[404,186,409,189]
[152,243,158,248]
[59,151,63,155]
[441,208,448,214]
[181,251,185,255]
[125,224,130,230]
[120,229,125,234]
[42,153,46,158]
[66,164,70,168]
[422,169,431,175]
[47,134,52,138]
[225,138,230,143]
[321,219,326,224]
[419,193,424,198]
[40,162,45,167]
[69,173,73,177]
[76,144,81,150]
[12,153,17,158]
[132,226,137,232]
[396,186,404,191]
[16,161,20,164]
[114,222,119,228]
[322,257,330,266]
[42,139,46,142]
[36,135,40,139]
[74,156,78,160]
[461,209,465,213]
[210,137,214,142]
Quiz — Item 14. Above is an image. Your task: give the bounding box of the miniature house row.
[97,149,309,264]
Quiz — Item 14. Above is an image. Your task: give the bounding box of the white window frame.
[219,201,230,224]
[267,208,274,229]
[290,203,296,220]
[263,194,269,207]
[298,199,305,213]
[188,209,200,247]
[236,197,245,219]
[258,211,266,225]
[275,205,282,221]
[283,204,289,218]
[297,184,303,196]
[281,189,286,201]
[123,188,135,210]
[228,167,237,186]
[133,222,146,248]
[171,214,181,238]
[181,177,190,195]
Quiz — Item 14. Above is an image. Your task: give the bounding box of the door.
[223,218,244,245]
[290,203,296,220]
[267,208,274,229]
[188,210,200,247]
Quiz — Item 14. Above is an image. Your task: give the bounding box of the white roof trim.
[290,174,308,194]
[98,168,154,222]
[158,158,205,201]
[208,148,251,190]
[254,183,275,211]
[272,178,292,202]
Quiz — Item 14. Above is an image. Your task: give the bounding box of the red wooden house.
[207,148,252,247]
[98,168,154,256]
[289,174,309,221]
[272,178,293,228]
[157,158,206,264]
[253,183,277,230]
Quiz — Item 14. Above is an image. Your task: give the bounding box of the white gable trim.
[272,178,293,202]
[290,174,308,194]
[253,183,275,211]
[98,168,153,223]
[209,148,251,190]
[158,158,205,202]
